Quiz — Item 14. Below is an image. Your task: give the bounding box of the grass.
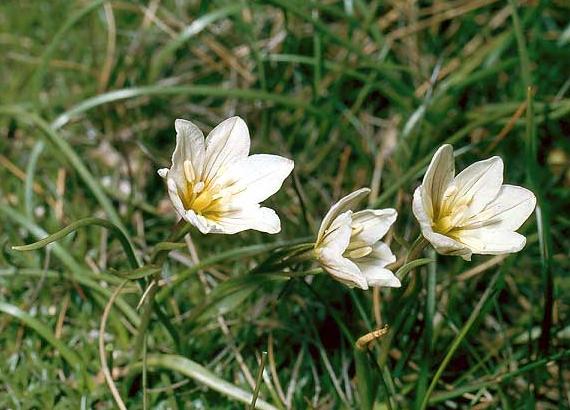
[1,0,569,408]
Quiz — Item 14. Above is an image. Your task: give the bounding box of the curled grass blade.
[12,216,141,269]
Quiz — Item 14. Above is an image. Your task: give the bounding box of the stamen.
[184,160,196,182]
[351,223,364,236]
[347,246,372,259]
[193,181,205,194]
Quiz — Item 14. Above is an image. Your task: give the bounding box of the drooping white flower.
[314,188,400,290]
[158,117,294,234]
[412,144,536,261]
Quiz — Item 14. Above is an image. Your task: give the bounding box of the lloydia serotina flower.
[314,188,400,290]
[158,117,294,234]
[413,144,536,260]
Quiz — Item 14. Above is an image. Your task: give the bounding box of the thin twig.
[99,281,128,410]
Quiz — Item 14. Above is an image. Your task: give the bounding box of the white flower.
[158,117,294,234]
[314,188,400,290]
[412,144,536,261]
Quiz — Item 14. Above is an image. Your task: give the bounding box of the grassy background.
[1,0,569,408]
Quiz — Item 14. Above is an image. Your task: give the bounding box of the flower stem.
[406,235,428,263]
[132,221,188,359]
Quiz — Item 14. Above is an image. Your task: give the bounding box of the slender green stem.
[132,279,160,360]
[416,251,436,406]
[143,333,148,410]
[100,281,129,410]
[132,221,189,358]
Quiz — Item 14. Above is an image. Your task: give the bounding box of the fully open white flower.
[314,188,400,290]
[158,117,294,234]
[413,144,536,260]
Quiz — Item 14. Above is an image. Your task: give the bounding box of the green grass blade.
[156,238,311,302]
[0,268,140,327]
[149,4,245,81]
[51,86,319,130]
[27,0,105,98]
[509,0,532,89]
[395,258,433,281]
[139,354,278,410]
[0,106,127,233]
[24,141,44,219]
[420,269,503,409]
[249,351,268,410]
[0,301,86,377]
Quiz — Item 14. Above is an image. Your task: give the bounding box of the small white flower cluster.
[160,118,536,290]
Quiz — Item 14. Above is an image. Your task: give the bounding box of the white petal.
[413,188,472,260]
[166,177,187,219]
[412,187,433,227]
[451,156,503,215]
[364,268,401,288]
[183,209,212,234]
[462,185,536,231]
[223,154,294,205]
[208,205,281,234]
[352,209,397,245]
[353,242,398,285]
[425,230,473,261]
[157,168,169,178]
[203,116,250,182]
[319,211,353,256]
[369,241,397,266]
[316,188,370,246]
[171,119,206,186]
[421,145,455,219]
[318,248,368,289]
[456,228,526,255]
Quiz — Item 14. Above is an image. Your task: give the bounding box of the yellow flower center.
[178,160,226,219]
[431,185,473,239]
